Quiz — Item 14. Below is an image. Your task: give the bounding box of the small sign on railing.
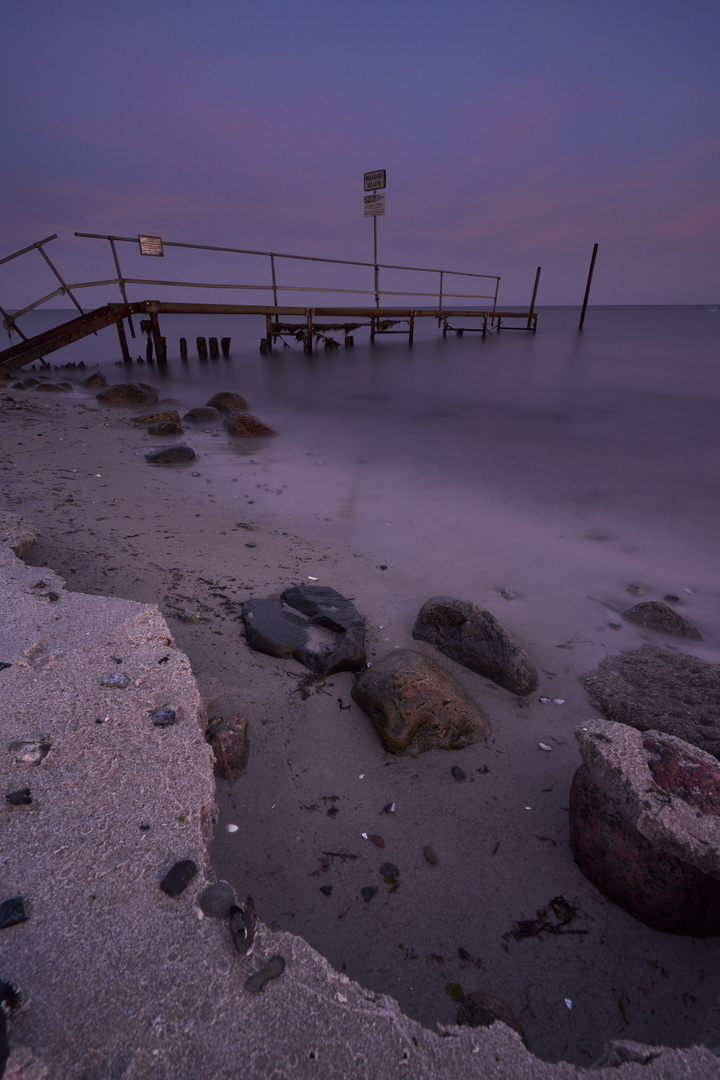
[138,235,164,257]
[364,193,385,217]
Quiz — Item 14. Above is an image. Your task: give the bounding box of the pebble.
[101,672,130,688]
[226,824,239,833]
[451,766,466,781]
[8,739,51,766]
[538,743,552,752]
[179,609,202,623]
[245,955,285,993]
[664,594,680,604]
[160,859,198,897]
[423,846,438,865]
[245,542,257,548]
[198,881,236,918]
[4,788,32,805]
[381,802,396,814]
[0,897,28,929]
[361,886,379,902]
[319,884,333,896]
[151,708,177,727]
[379,862,400,880]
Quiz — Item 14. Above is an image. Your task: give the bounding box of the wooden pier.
[0,300,538,372]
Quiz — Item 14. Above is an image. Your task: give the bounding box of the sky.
[1,0,719,310]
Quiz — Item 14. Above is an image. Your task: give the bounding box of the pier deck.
[0,300,538,372]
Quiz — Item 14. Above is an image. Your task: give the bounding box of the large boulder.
[131,411,181,425]
[412,596,538,696]
[97,382,159,405]
[622,600,702,639]
[351,648,491,755]
[242,585,366,676]
[207,391,248,412]
[224,410,275,437]
[569,719,720,936]
[183,406,220,424]
[580,645,720,760]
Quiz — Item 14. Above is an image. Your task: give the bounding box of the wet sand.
[2,368,719,1066]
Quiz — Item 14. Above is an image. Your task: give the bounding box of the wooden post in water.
[579,244,598,330]
[116,319,131,362]
[209,337,219,358]
[197,337,208,360]
[149,311,165,367]
[527,267,541,329]
[179,338,188,360]
[221,337,231,357]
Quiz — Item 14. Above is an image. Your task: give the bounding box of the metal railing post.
[109,237,136,337]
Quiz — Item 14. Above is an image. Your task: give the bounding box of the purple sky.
[2,0,719,309]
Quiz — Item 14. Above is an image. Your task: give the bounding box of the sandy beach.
[2,359,719,1067]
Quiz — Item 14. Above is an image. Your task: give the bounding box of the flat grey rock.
[581,645,720,760]
[242,586,365,676]
[412,596,538,695]
[145,444,197,464]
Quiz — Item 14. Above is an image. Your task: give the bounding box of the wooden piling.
[579,244,598,330]
[146,337,153,362]
[528,266,541,329]
[116,319,131,362]
[221,337,231,357]
[179,337,188,360]
[305,310,313,354]
[209,336,219,358]
[149,311,165,367]
[197,337,208,360]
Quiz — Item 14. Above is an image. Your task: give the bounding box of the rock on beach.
[580,645,720,761]
[224,410,275,437]
[351,648,491,755]
[412,596,538,696]
[97,382,159,405]
[622,600,703,639]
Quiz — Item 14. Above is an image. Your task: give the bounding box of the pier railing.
[1,232,500,340]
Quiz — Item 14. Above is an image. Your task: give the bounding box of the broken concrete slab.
[570,719,720,936]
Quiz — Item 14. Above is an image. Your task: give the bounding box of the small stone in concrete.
[8,739,51,766]
[319,885,333,896]
[5,788,32,806]
[198,881,236,918]
[0,897,28,929]
[224,411,275,437]
[206,391,248,412]
[160,859,198,897]
[412,596,538,696]
[101,672,130,688]
[622,600,702,639]
[424,846,438,865]
[245,955,285,993]
[360,886,378,902]
[97,382,159,405]
[451,766,466,781]
[351,648,490,755]
[145,444,197,464]
[151,708,177,727]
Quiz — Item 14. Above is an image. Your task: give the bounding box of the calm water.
[14,304,720,572]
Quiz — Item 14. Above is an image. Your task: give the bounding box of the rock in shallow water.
[224,410,275,437]
[412,596,538,696]
[145,444,197,464]
[569,719,720,936]
[207,391,248,412]
[97,382,159,405]
[580,645,720,760]
[351,648,490,755]
[622,600,702,639]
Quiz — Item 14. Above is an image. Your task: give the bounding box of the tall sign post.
[364,169,386,308]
